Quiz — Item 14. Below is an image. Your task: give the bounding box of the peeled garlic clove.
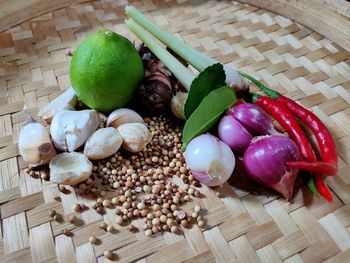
[117,123,152,153]
[50,109,100,152]
[84,128,122,160]
[107,108,144,128]
[171,92,188,120]
[49,152,92,185]
[18,108,56,166]
[37,88,78,124]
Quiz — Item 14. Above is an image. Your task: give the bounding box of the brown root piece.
[137,44,175,111]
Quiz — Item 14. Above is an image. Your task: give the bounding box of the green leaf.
[182,86,236,149]
[184,63,226,119]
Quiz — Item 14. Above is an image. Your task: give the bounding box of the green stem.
[125,5,216,71]
[237,71,279,99]
[307,176,319,196]
[126,19,195,91]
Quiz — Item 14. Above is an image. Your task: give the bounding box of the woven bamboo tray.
[1,1,350,262]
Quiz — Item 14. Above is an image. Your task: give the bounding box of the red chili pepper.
[243,74,338,176]
[241,72,336,202]
[252,95,317,163]
[251,94,333,202]
[314,175,333,202]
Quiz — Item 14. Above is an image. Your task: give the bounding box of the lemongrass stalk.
[125,5,215,71]
[126,19,194,91]
[125,6,248,90]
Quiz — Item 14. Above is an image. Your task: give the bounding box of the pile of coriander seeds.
[62,114,205,236]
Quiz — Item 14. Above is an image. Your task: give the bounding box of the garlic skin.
[49,152,92,185]
[37,88,78,124]
[18,108,56,166]
[171,92,188,120]
[107,108,144,128]
[50,110,100,152]
[84,128,123,160]
[117,123,152,153]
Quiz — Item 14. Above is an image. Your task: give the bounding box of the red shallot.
[243,135,300,200]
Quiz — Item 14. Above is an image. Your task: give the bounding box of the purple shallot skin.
[231,103,277,136]
[243,135,299,200]
[218,115,252,152]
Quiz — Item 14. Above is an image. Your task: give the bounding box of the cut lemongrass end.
[125,5,215,72]
[125,19,194,91]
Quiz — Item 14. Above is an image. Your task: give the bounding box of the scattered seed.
[100,222,108,231]
[167,218,174,226]
[111,197,119,205]
[104,249,113,259]
[198,220,205,228]
[96,207,105,215]
[170,225,178,233]
[107,225,114,233]
[62,229,72,236]
[194,205,201,213]
[73,204,81,212]
[188,188,195,196]
[145,229,152,237]
[49,210,56,217]
[69,214,77,223]
[128,224,137,232]
[58,185,67,193]
[89,235,98,244]
[102,199,111,207]
[53,214,61,222]
[181,220,188,227]
[160,215,167,223]
[152,218,160,226]
[152,226,160,234]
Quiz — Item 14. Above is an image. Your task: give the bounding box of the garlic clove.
[84,128,122,160]
[117,123,152,153]
[50,109,100,152]
[37,87,78,124]
[107,108,144,128]
[18,108,56,166]
[171,92,187,120]
[49,152,92,185]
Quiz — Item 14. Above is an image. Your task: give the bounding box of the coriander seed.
[145,229,152,237]
[69,214,77,224]
[104,249,113,260]
[198,220,205,228]
[107,225,114,233]
[170,225,178,233]
[49,210,56,217]
[194,205,201,213]
[89,235,97,244]
[100,222,108,231]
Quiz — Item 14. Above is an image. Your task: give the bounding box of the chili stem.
[237,71,279,99]
[125,19,195,91]
[125,6,216,71]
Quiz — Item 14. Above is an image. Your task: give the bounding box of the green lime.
[70,29,144,112]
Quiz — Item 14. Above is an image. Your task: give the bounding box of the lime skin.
[70,29,144,112]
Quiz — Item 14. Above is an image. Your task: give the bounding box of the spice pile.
[26,114,205,237]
